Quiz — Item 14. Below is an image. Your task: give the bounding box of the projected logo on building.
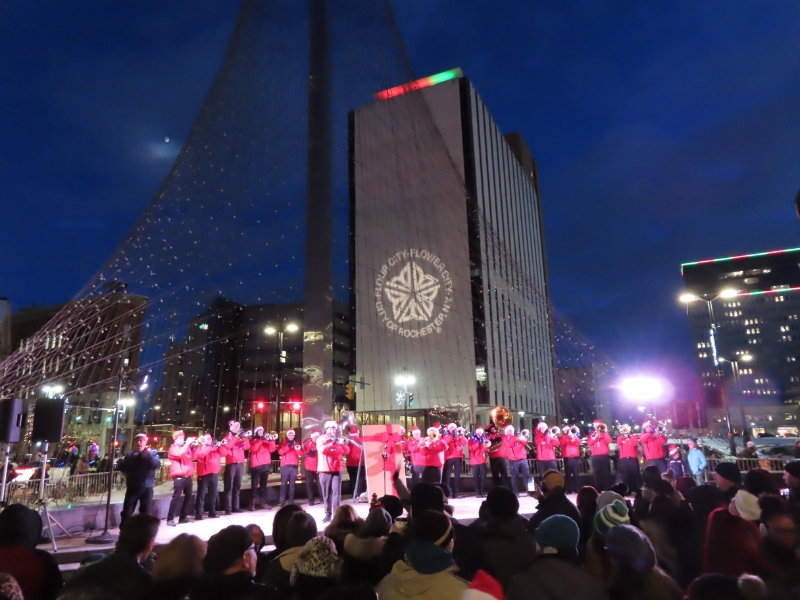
[375,248,453,337]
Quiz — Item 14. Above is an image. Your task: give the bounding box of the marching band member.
[486,423,511,490]
[303,430,321,506]
[194,433,222,519]
[317,420,350,523]
[345,426,366,499]
[249,426,276,511]
[167,430,196,526]
[504,425,531,497]
[533,422,559,475]
[589,420,613,491]
[222,420,250,514]
[420,426,447,484]
[560,426,582,494]
[406,426,427,487]
[442,423,467,498]
[277,429,303,507]
[641,421,668,472]
[616,424,642,492]
[468,426,489,497]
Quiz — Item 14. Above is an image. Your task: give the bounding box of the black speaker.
[32,398,66,443]
[0,398,26,443]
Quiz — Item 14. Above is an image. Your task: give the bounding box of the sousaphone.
[486,406,513,453]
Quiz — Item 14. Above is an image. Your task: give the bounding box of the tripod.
[350,438,367,502]
[37,443,70,552]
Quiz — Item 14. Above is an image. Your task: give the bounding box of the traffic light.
[346,384,354,400]
[257,401,265,412]
[408,393,414,406]
[292,401,301,412]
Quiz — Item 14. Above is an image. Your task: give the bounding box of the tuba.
[490,406,513,429]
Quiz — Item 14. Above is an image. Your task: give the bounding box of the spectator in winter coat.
[342,507,393,586]
[758,494,800,599]
[261,504,304,565]
[376,510,467,600]
[480,486,537,588]
[784,460,800,527]
[0,504,63,600]
[323,505,363,556]
[65,513,159,600]
[584,498,631,582]
[151,533,207,600]
[527,469,581,534]
[290,536,342,600]
[605,525,683,600]
[686,573,768,600]
[246,523,269,581]
[667,445,686,478]
[261,511,317,592]
[191,525,280,600]
[576,486,599,559]
[508,515,609,600]
[713,462,742,502]
[703,489,764,577]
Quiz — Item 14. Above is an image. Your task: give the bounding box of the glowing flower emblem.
[384,262,440,323]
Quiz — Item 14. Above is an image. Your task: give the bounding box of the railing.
[708,457,786,473]
[2,465,171,506]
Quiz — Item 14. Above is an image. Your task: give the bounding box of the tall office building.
[351,70,556,428]
[681,246,800,436]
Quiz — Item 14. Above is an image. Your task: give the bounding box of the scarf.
[405,541,455,574]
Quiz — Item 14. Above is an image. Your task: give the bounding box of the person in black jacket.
[64,513,160,600]
[191,525,281,600]
[526,469,581,534]
[117,433,161,524]
[0,503,63,600]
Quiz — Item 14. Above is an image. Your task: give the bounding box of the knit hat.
[668,444,679,457]
[447,423,457,431]
[606,525,656,573]
[461,569,505,600]
[203,525,254,575]
[642,420,652,429]
[427,427,439,436]
[172,430,184,439]
[134,433,148,442]
[411,509,453,546]
[362,507,392,537]
[593,420,604,427]
[596,490,624,511]
[378,495,404,521]
[715,462,742,485]
[541,469,565,492]
[411,425,420,431]
[474,426,484,433]
[785,461,800,478]
[743,468,773,497]
[254,426,264,435]
[486,486,519,519]
[290,536,340,586]
[732,489,761,522]
[688,437,698,445]
[323,420,337,430]
[535,515,580,556]
[594,499,630,538]
[537,422,548,433]
[310,430,320,438]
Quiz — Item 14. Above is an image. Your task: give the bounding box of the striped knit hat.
[594,499,630,538]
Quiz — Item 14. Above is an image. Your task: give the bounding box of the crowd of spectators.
[3,460,800,599]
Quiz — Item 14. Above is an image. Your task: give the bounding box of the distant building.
[0,298,10,364]
[681,246,800,436]
[153,300,353,436]
[352,70,556,430]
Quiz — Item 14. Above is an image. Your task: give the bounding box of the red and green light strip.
[373,68,463,101]
[725,286,800,299]
[681,246,800,274]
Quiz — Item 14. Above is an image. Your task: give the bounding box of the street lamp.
[265,322,300,436]
[718,354,753,454]
[395,368,416,430]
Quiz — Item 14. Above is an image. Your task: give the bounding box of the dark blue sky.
[1,2,799,379]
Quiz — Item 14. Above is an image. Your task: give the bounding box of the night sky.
[2,2,799,382]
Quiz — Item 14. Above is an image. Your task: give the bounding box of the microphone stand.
[381,445,388,496]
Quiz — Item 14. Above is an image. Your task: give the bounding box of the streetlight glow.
[619,377,664,402]
[719,289,738,298]
[741,354,754,362]
[395,374,416,386]
[264,326,277,335]
[285,323,299,333]
[679,293,698,303]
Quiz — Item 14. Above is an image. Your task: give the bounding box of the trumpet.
[596,424,607,434]
[455,426,466,437]
[619,424,631,436]
[428,429,440,442]
[265,432,279,442]
[238,430,253,439]
[569,425,581,438]
[656,423,668,436]
[547,426,560,438]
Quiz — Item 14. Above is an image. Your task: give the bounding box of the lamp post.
[395,368,415,430]
[718,354,753,455]
[265,322,299,436]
